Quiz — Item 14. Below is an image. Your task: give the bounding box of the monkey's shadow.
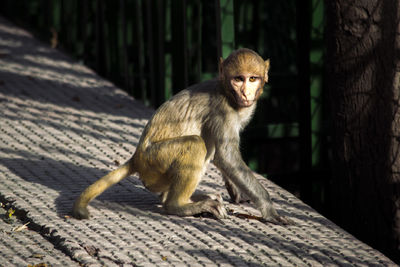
[3,152,162,218]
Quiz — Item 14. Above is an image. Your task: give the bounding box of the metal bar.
[134,0,146,102]
[81,0,89,64]
[296,0,312,202]
[154,0,165,106]
[190,0,202,83]
[310,0,324,168]
[219,0,235,58]
[215,0,222,60]
[171,0,188,94]
[120,0,130,92]
[144,0,156,106]
[95,0,106,75]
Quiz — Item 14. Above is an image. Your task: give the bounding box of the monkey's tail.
[72,157,136,219]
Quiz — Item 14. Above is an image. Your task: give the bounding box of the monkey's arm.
[213,143,291,224]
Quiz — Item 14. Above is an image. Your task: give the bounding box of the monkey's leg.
[146,136,227,219]
[164,167,227,219]
[72,160,134,219]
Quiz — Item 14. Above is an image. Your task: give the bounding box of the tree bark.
[326,0,400,262]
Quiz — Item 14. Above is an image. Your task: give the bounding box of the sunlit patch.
[0,38,22,47]
[0,60,113,88]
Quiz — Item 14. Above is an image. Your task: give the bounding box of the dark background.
[1,0,398,263]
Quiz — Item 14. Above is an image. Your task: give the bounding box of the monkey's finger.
[213,194,229,218]
[207,193,223,203]
[205,200,227,219]
[209,205,226,219]
[278,216,297,226]
[216,204,228,219]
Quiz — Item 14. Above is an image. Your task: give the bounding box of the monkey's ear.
[219,57,224,77]
[264,59,270,82]
[264,59,270,71]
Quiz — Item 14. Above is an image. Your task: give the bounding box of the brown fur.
[72,48,291,224]
[221,48,268,80]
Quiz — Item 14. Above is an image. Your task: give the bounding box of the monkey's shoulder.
[159,80,221,113]
[145,81,219,133]
[174,79,220,100]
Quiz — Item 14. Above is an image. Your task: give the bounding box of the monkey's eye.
[249,77,257,82]
[233,76,243,82]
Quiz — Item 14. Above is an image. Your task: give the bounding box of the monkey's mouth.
[230,88,259,108]
[238,99,254,107]
[235,94,254,107]
[229,89,255,108]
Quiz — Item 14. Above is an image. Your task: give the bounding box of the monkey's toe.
[204,199,227,219]
[276,216,296,226]
[208,193,223,203]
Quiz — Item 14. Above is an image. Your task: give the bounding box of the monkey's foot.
[72,204,90,220]
[201,197,228,219]
[190,194,228,219]
[260,205,296,226]
[166,194,227,219]
[231,194,251,204]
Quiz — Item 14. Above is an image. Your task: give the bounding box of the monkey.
[73,48,292,225]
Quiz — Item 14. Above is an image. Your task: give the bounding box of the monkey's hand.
[260,204,295,226]
[72,201,90,220]
[225,178,242,203]
[224,179,252,204]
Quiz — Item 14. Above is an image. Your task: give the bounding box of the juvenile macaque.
[73,48,291,224]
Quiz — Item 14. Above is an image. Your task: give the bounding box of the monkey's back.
[137,80,221,148]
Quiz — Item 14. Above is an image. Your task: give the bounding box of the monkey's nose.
[241,86,248,98]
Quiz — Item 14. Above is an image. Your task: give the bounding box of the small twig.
[12,221,30,232]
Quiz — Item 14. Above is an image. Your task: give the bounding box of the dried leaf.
[12,222,30,232]
[234,212,263,221]
[30,253,45,259]
[28,263,48,267]
[114,160,120,166]
[161,256,167,261]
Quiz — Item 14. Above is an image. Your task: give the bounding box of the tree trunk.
[326,0,400,262]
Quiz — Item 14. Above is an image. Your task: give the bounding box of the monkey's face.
[229,74,263,107]
[219,49,270,108]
